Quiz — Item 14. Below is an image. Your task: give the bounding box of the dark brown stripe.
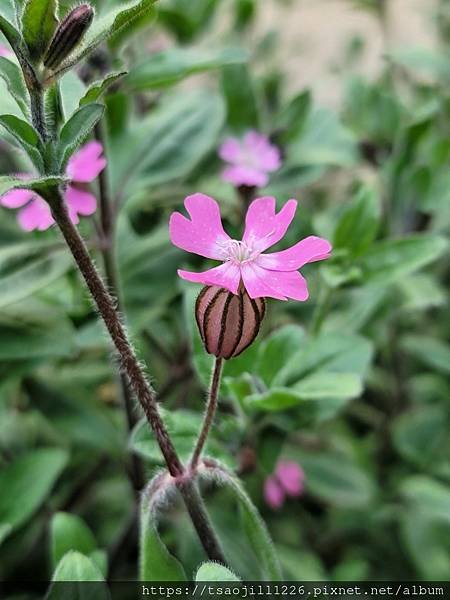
[195,285,211,342]
[203,288,224,355]
[228,290,245,358]
[233,295,261,358]
[216,291,233,357]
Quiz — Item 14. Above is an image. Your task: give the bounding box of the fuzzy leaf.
[21,0,58,60]
[79,71,126,106]
[58,102,104,168]
[0,56,28,117]
[139,476,187,581]
[195,562,240,581]
[0,113,43,169]
[127,47,247,90]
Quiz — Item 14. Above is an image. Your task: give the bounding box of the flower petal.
[178,262,241,295]
[0,188,35,208]
[222,165,268,188]
[242,262,309,301]
[218,137,242,164]
[243,197,297,252]
[258,236,332,271]
[17,197,54,231]
[276,461,304,497]
[66,141,106,183]
[243,131,281,172]
[264,476,285,510]
[66,185,97,224]
[169,193,231,260]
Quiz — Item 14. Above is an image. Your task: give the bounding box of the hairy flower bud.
[195,286,265,359]
[43,4,94,70]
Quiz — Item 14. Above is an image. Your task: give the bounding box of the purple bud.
[195,285,265,359]
[44,4,94,70]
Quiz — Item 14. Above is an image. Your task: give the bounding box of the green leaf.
[359,235,448,284]
[21,0,58,60]
[0,448,68,543]
[275,90,312,144]
[0,174,66,198]
[216,471,282,580]
[54,0,158,76]
[50,551,107,585]
[246,373,362,416]
[195,562,240,581]
[127,47,247,90]
[256,324,305,386]
[221,63,259,131]
[58,103,104,168]
[50,513,98,570]
[392,406,448,468]
[297,452,375,508]
[140,480,187,581]
[400,476,450,524]
[334,185,380,257]
[0,307,75,359]
[79,71,126,106]
[401,335,450,375]
[0,113,43,169]
[0,241,72,309]
[0,56,28,117]
[289,107,358,167]
[0,14,22,54]
[274,332,373,387]
[112,89,224,198]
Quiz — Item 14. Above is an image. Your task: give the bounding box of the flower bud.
[195,286,265,359]
[43,4,94,70]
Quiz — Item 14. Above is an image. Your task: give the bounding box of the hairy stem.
[177,480,226,563]
[191,357,223,470]
[95,124,144,491]
[49,192,183,477]
[48,191,226,563]
[29,87,48,143]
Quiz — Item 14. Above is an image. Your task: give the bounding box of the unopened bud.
[195,286,265,359]
[43,4,94,70]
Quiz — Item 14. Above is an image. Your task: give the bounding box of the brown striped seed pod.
[195,286,265,360]
[43,4,94,70]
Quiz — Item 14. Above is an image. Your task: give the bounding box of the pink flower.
[169,194,331,301]
[0,44,12,58]
[0,142,106,231]
[264,461,305,510]
[219,131,281,188]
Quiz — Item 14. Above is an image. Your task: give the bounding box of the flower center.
[222,239,259,265]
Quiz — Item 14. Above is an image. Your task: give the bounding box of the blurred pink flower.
[0,141,106,231]
[219,131,281,188]
[169,194,331,301]
[0,44,12,58]
[264,461,305,510]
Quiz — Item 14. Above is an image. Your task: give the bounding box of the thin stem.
[191,357,223,470]
[49,192,183,477]
[29,87,48,144]
[95,123,144,491]
[310,284,332,336]
[48,191,226,564]
[177,480,226,563]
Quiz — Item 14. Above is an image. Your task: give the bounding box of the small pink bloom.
[219,131,281,188]
[264,476,285,510]
[264,460,305,510]
[169,194,331,301]
[0,44,12,58]
[0,142,105,232]
[275,461,305,497]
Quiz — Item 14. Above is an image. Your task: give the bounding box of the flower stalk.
[191,357,223,469]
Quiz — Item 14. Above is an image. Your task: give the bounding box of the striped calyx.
[195,286,265,360]
[43,4,94,70]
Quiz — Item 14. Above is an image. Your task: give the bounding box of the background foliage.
[0,0,449,590]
